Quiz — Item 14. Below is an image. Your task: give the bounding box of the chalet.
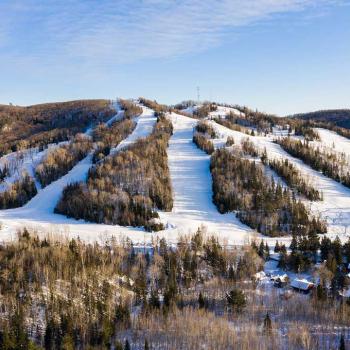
[290,278,314,293]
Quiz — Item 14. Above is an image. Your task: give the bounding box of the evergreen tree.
[124,339,131,350]
[198,292,206,309]
[339,333,345,350]
[265,242,270,259]
[274,241,280,253]
[290,234,298,252]
[258,240,265,259]
[226,289,246,312]
[263,313,272,335]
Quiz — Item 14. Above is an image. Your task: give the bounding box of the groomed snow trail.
[209,120,350,241]
[110,106,156,155]
[158,113,254,245]
[0,106,158,243]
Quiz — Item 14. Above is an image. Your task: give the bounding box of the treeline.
[193,134,214,154]
[213,116,250,134]
[213,103,321,140]
[193,103,217,119]
[192,121,216,154]
[195,121,217,138]
[139,97,168,116]
[276,137,350,188]
[0,229,264,350]
[210,148,326,236]
[263,155,322,201]
[0,100,114,156]
[292,109,350,129]
[93,118,136,163]
[55,116,173,231]
[294,124,320,141]
[0,174,37,209]
[118,99,143,118]
[35,134,92,187]
[1,229,349,349]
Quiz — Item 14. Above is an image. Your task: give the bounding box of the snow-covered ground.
[0,106,158,244]
[209,120,350,242]
[2,103,350,246]
[209,105,244,119]
[158,113,254,244]
[109,106,156,156]
[311,128,350,161]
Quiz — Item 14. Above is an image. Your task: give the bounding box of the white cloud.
[0,0,344,67]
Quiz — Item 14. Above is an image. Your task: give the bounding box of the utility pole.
[197,86,200,104]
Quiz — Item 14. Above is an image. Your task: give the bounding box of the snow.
[109,106,156,156]
[158,112,254,245]
[0,141,72,192]
[208,120,350,242]
[0,105,159,244]
[209,105,244,119]
[2,103,350,246]
[0,101,120,192]
[290,278,314,291]
[312,127,350,159]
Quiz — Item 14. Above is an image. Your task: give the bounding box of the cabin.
[290,278,314,293]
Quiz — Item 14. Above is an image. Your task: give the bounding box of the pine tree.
[258,240,265,259]
[263,313,272,335]
[265,242,270,259]
[124,339,131,350]
[198,292,206,309]
[290,234,298,252]
[274,241,280,253]
[339,333,345,350]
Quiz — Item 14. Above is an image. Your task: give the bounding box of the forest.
[0,228,349,349]
[276,137,350,188]
[35,134,92,187]
[192,121,216,154]
[210,148,326,237]
[92,116,136,163]
[262,155,322,201]
[0,174,37,209]
[0,100,114,156]
[55,116,173,231]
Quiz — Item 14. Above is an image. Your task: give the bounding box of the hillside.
[0,98,350,349]
[0,100,114,156]
[292,109,350,128]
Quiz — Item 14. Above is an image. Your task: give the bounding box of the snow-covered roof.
[291,278,314,291]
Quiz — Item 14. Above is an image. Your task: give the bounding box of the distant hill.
[292,109,350,129]
[0,99,114,156]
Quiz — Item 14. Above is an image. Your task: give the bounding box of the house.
[290,278,314,293]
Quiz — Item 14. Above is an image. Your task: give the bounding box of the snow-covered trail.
[209,120,350,240]
[0,106,158,243]
[158,113,254,244]
[110,106,156,156]
[312,128,350,158]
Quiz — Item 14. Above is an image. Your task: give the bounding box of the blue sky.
[0,0,349,115]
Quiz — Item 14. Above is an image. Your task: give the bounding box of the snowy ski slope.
[208,120,350,241]
[1,101,350,245]
[0,105,158,243]
[158,113,253,244]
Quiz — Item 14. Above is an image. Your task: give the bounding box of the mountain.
[291,109,350,128]
[0,98,349,349]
